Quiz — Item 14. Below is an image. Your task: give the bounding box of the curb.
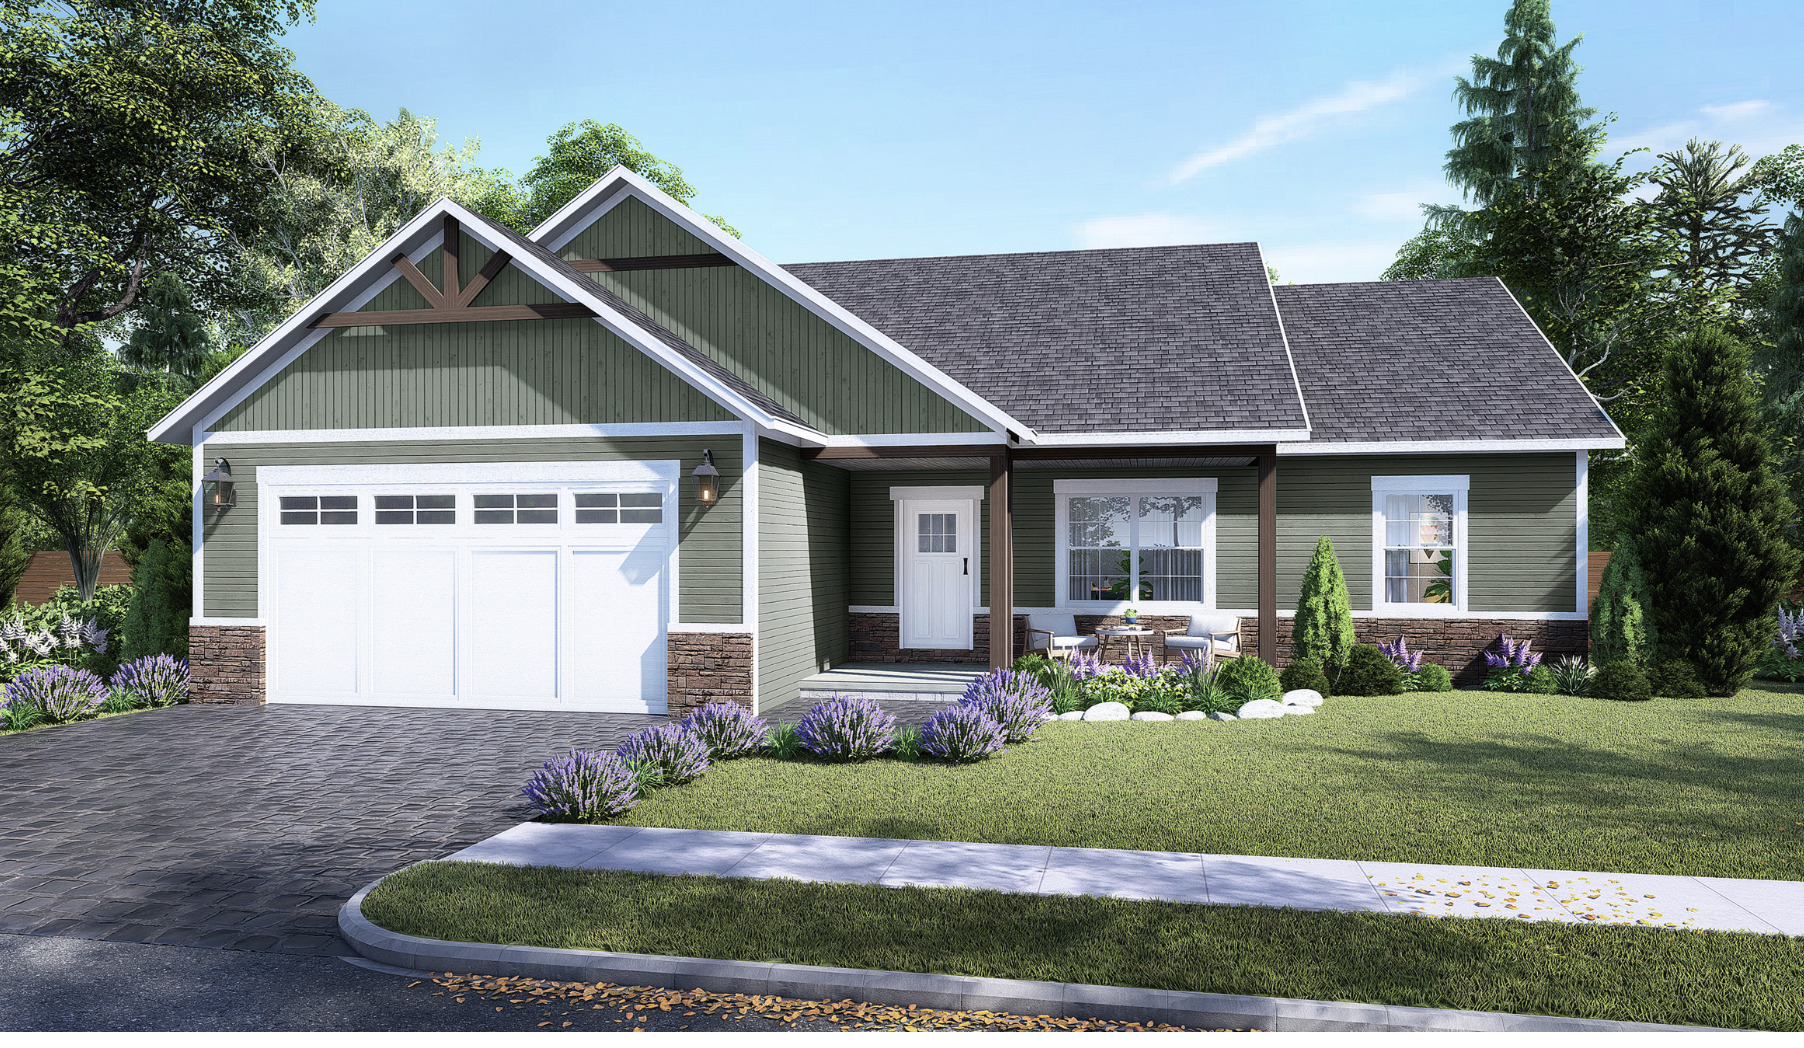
[340,877,1714,1033]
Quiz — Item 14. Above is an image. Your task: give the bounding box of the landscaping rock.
[1282,688,1325,707]
[1208,711,1237,721]
[1057,710,1085,721]
[1082,701,1131,722]
[1282,704,1315,716]
[1175,710,1209,721]
[1236,699,1286,719]
[1131,711,1175,721]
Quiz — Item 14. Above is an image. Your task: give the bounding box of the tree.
[0,0,322,337]
[1444,0,1601,207]
[0,481,29,606]
[1590,534,1654,665]
[1648,139,1774,317]
[1381,216,1485,281]
[1293,537,1356,680]
[119,273,213,378]
[1629,328,1798,695]
[1758,210,1804,468]
[121,537,190,659]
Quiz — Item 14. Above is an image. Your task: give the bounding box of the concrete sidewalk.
[446,824,1804,937]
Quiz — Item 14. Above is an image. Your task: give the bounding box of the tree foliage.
[1293,536,1355,679]
[1648,138,1775,317]
[1590,533,1654,666]
[0,480,29,605]
[1758,211,1804,465]
[121,537,191,659]
[119,272,213,377]
[1629,328,1797,695]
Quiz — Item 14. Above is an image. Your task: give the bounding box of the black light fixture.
[202,457,236,509]
[693,448,720,505]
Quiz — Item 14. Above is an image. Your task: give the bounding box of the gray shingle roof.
[1272,278,1621,444]
[785,244,1308,436]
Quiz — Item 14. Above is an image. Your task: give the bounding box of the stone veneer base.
[188,624,267,705]
[666,632,753,718]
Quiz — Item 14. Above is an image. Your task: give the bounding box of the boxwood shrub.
[1216,656,1281,705]
[1336,645,1404,697]
[1591,660,1653,702]
[1650,659,1706,699]
[1278,657,1330,697]
[1414,663,1454,692]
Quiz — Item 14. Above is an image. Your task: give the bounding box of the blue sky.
[283,0,1804,283]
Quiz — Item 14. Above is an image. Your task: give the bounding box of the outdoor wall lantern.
[203,457,236,509]
[693,448,720,505]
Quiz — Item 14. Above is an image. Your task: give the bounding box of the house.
[149,167,1623,714]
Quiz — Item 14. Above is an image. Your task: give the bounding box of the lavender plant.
[1066,652,1104,681]
[1756,603,1804,682]
[1121,651,1159,678]
[614,723,712,785]
[794,694,897,761]
[679,702,769,760]
[521,749,640,821]
[959,669,1052,743]
[919,703,1007,763]
[111,655,190,708]
[4,666,108,723]
[1378,636,1427,691]
[1482,635,1544,692]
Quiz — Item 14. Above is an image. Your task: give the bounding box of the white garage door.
[260,461,676,713]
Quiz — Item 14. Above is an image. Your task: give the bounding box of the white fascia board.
[257,459,680,488]
[1255,242,1312,433]
[817,432,1007,448]
[528,166,1028,442]
[1279,437,1626,455]
[200,422,748,446]
[1026,429,1309,447]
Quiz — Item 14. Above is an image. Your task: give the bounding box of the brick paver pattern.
[0,704,660,957]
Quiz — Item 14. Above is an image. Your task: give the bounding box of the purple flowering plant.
[615,723,712,786]
[680,702,769,760]
[522,748,640,821]
[5,666,108,723]
[1121,652,1159,678]
[919,703,1007,763]
[111,655,190,708]
[960,669,1052,743]
[794,694,897,761]
[1065,652,1104,681]
[1482,635,1544,692]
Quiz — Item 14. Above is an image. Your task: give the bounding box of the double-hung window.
[1371,475,1468,614]
[1055,479,1216,607]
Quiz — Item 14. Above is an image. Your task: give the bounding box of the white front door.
[899,499,975,649]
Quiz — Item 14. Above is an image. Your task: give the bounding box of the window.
[1372,476,1468,613]
[917,512,956,553]
[474,493,557,524]
[280,495,356,525]
[1055,480,1215,606]
[374,494,455,525]
[574,492,662,524]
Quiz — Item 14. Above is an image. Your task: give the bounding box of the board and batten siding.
[560,197,989,437]
[848,453,1578,614]
[756,440,851,706]
[198,437,743,622]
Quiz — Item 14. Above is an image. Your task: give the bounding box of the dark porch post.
[1258,447,1278,663]
[988,449,1014,670]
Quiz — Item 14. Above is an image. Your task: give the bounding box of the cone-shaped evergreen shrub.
[1590,535,1654,667]
[1629,329,1799,695]
[1279,657,1330,696]
[1294,536,1355,681]
[121,538,192,660]
[1336,644,1404,696]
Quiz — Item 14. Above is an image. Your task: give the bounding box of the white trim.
[1029,429,1309,447]
[191,444,205,619]
[742,425,761,711]
[888,485,985,502]
[190,617,264,627]
[526,166,1032,441]
[1576,450,1590,618]
[201,422,749,445]
[257,460,679,488]
[1052,478,1218,610]
[1371,475,1469,616]
[848,605,899,614]
[668,623,753,634]
[1255,242,1312,434]
[817,432,1006,448]
[1280,438,1625,455]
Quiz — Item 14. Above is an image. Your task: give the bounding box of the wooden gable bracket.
[310,216,599,328]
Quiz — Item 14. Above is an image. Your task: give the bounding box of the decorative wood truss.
[309,215,736,328]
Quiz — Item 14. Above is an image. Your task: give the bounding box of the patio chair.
[1024,612,1098,661]
[1161,612,1242,667]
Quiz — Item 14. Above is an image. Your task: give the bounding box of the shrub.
[1,699,42,732]
[99,689,139,714]
[679,702,769,760]
[521,749,640,821]
[614,723,711,785]
[121,538,192,661]
[1216,656,1281,705]
[1178,660,1239,715]
[1279,657,1330,696]
[1591,536,1655,667]
[1524,664,1560,695]
[1011,654,1054,679]
[111,654,189,708]
[794,695,897,761]
[1133,686,1184,715]
[1590,659,1653,702]
[1415,663,1454,692]
[960,670,1051,743]
[1650,659,1706,699]
[1758,604,1804,681]
[1549,655,1593,696]
[1336,645,1404,697]
[4,665,108,722]
[1294,536,1355,680]
[892,725,923,761]
[1482,635,1544,692]
[919,704,1007,763]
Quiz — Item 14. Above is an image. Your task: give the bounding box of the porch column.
[1258,447,1277,663]
[988,449,1014,669]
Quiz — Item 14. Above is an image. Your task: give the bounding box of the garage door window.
[375,494,455,525]
[575,493,662,524]
[474,493,557,524]
[280,495,357,525]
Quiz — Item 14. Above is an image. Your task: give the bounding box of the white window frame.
[1371,474,1470,617]
[1053,478,1217,612]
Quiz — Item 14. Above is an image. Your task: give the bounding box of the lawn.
[615,687,1804,880]
[364,861,1804,1031]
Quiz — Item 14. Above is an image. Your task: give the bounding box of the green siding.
[757,440,850,707]
[560,197,989,437]
[848,454,1579,614]
[849,471,994,608]
[199,436,743,621]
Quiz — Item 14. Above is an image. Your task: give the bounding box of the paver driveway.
[0,703,660,956]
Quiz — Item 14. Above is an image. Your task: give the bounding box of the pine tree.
[1590,534,1654,666]
[1630,328,1799,695]
[1445,0,1601,206]
[119,272,211,378]
[1293,536,1356,680]
[1650,139,1775,313]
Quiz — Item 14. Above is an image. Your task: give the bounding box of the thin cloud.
[1166,60,1462,185]
[1076,213,1226,249]
[1700,99,1770,121]
[1617,101,1803,158]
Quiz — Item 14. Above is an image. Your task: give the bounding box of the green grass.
[0,703,167,736]
[365,861,1804,1030]
[615,687,1804,879]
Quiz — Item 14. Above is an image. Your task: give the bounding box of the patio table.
[1094,626,1156,662]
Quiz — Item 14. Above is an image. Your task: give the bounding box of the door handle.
[963,558,969,575]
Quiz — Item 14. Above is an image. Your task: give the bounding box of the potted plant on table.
[1123,607,1139,626]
